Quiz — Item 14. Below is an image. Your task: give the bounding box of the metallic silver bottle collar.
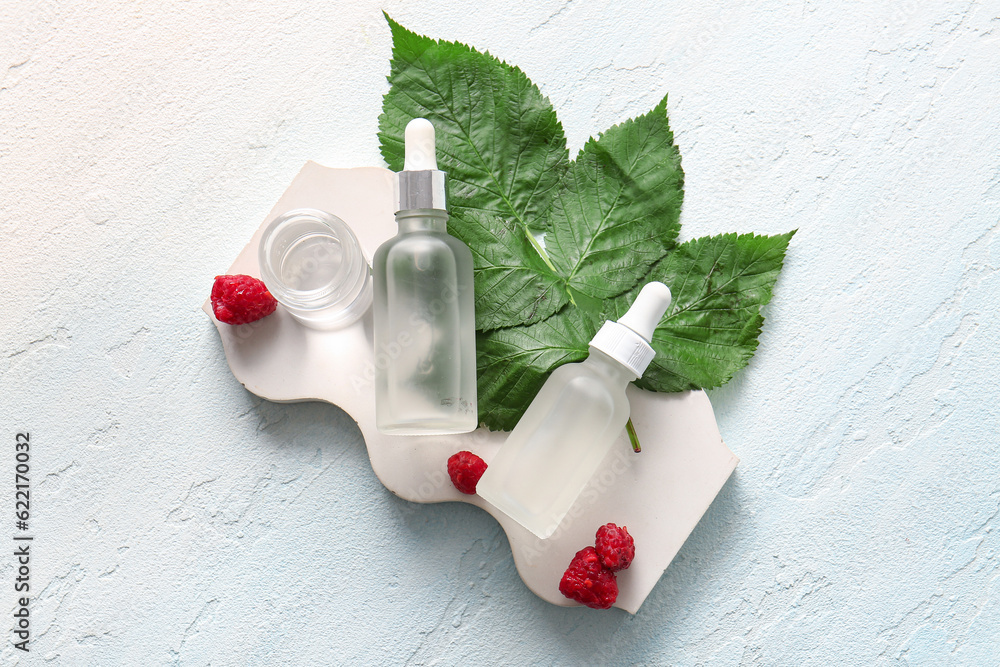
[395,170,447,212]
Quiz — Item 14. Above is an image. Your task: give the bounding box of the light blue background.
[2,1,998,664]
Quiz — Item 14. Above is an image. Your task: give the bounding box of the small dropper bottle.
[372,118,478,435]
[476,282,673,538]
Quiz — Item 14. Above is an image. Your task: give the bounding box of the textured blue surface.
[2,1,998,664]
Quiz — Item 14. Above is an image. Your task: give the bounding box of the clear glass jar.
[257,208,372,329]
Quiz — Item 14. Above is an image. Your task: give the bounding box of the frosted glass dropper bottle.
[477,282,672,539]
[372,118,478,435]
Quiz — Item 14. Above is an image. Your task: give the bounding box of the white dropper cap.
[403,118,438,170]
[589,281,672,378]
[395,118,447,212]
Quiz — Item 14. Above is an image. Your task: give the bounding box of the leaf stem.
[523,227,577,305]
[523,228,558,273]
[626,418,641,453]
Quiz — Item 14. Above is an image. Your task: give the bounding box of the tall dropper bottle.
[372,118,478,435]
[476,282,672,538]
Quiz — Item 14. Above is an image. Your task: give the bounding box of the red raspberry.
[558,546,618,609]
[595,523,635,571]
[595,523,635,572]
[211,275,277,325]
[447,451,487,495]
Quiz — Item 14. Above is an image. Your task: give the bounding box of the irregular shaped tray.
[203,162,738,613]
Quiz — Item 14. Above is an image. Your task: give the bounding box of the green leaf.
[378,17,794,431]
[475,229,795,430]
[449,210,569,329]
[606,231,796,393]
[545,95,684,299]
[476,306,598,431]
[378,13,569,234]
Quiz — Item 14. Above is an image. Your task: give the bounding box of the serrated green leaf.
[449,210,568,330]
[605,231,796,393]
[476,306,598,430]
[378,13,568,234]
[545,95,684,300]
[378,17,794,431]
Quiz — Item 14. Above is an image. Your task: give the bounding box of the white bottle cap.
[403,118,438,170]
[589,282,672,378]
[396,118,447,212]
